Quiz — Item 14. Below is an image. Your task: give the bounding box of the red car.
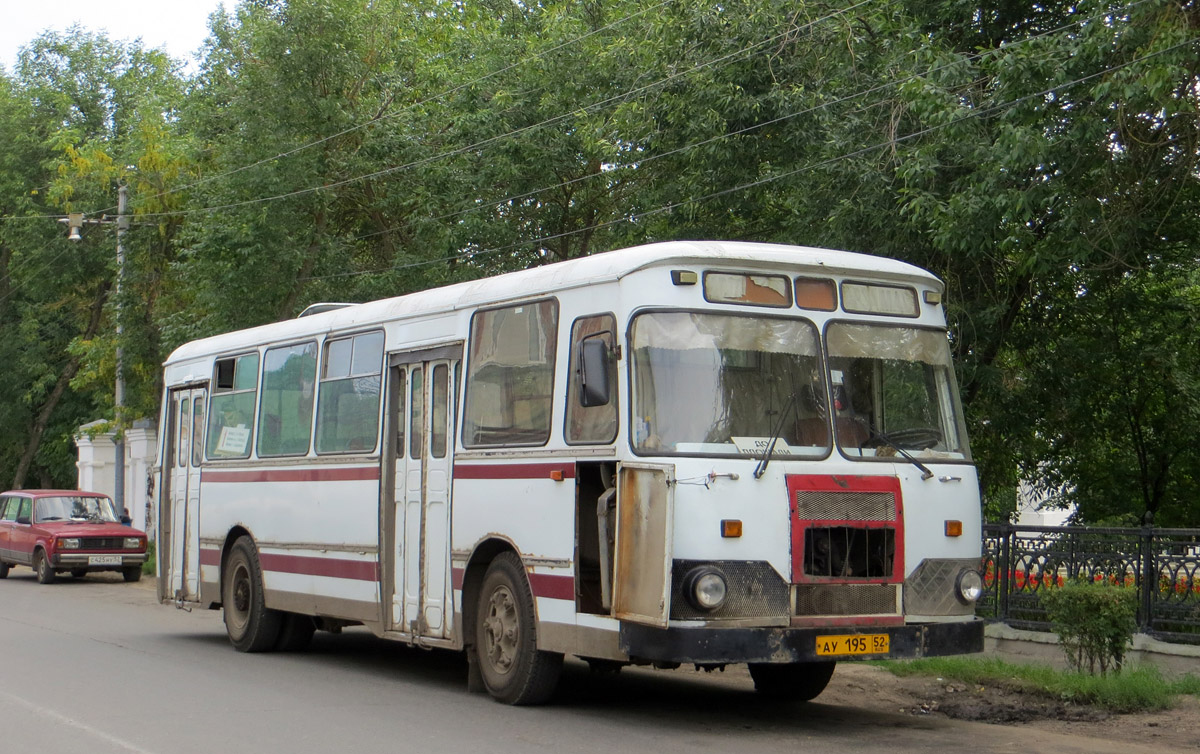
[0,490,147,584]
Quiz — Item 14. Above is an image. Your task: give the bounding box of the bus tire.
[222,536,283,652]
[474,552,562,705]
[275,613,316,652]
[748,661,836,701]
[34,549,56,584]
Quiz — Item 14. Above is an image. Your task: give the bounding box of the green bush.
[142,540,156,576]
[1041,580,1137,676]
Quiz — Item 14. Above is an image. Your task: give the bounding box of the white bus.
[155,241,984,704]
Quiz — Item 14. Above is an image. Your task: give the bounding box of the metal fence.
[981,524,1200,644]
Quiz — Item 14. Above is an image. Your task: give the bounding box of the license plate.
[815,633,890,657]
[88,555,122,566]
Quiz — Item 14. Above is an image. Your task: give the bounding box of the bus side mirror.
[579,337,611,408]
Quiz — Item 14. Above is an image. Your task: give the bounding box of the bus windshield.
[630,312,829,456]
[826,322,970,461]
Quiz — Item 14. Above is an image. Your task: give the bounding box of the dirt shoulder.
[823,663,1200,751]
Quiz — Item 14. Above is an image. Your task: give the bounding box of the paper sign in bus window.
[217,425,250,455]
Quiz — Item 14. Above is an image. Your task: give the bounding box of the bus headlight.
[956,569,983,604]
[682,566,728,612]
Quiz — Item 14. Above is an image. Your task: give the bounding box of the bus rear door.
[161,386,205,604]
[385,346,460,640]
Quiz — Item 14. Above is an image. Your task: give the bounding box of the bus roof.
[164,240,939,366]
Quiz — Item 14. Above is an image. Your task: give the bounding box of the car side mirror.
[15,516,30,525]
[120,514,132,525]
[579,337,611,408]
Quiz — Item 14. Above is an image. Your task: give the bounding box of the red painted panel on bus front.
[204,466,380,483]
[787,474,904,584]
[452,462,575,480]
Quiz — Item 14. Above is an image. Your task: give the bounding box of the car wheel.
[71,569,88,579]
[748,661,837,701]
[34,550,56,584]
[275,613,316,652]
[474,551,562,705]
[122,566,143,583]
[222,536,282,652]
[0,561,9,579]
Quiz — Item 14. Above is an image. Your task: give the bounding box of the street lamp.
[60,184,130,519]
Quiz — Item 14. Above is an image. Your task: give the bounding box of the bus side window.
[316,331,384,454]
[565,314,618,445]
[462,300,559,447]
[206,352,259,459]
[257,341,318,457]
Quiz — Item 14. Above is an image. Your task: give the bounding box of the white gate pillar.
[76,419,157,536]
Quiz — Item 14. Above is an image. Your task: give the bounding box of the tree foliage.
[0,0,1196,524]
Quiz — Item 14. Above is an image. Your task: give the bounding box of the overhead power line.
[299,37,1196,284]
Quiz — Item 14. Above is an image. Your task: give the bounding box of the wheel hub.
[481,585,518,674]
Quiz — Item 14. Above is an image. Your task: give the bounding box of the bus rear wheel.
[748,661,836,701]
[222,537,282,652]
[474,552,562,705]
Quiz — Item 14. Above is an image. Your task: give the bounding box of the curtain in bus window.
[316,332,384,454]
[257,342,317,457]
[463,300,559,447]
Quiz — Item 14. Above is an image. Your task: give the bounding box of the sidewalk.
[985,622,1200,677]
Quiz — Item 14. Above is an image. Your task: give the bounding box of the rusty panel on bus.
[612,463,674,627]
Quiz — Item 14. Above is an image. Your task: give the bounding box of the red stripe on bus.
[528,573,575,601]
[204,467,381,483]
[450,567,574,601]
[259,553,380,581]
[453,463,575,480]
[199,547,221,567]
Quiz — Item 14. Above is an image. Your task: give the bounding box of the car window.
[0,497,12,520]
[15,498,32,522]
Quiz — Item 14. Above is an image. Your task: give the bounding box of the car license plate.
[88,555,122,566]
[815,633,890,657]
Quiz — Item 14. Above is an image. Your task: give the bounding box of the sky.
[1,0,228,74]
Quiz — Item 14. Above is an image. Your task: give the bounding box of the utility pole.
[114,183,129,518]
[62,183,131,519]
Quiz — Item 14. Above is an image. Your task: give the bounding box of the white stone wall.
[75,421,158,538]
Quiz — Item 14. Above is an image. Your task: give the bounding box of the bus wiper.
[753,391,799,480]
[857,421,934,481]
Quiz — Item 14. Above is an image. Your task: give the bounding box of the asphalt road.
[0,569,1170,754]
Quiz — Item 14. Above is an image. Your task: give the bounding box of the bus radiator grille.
[795,490,896,521]
[793,584,900,616]
[669,560,790,621]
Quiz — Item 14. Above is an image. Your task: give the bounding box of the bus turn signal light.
[721,519,742,538]
[944,520,962,537]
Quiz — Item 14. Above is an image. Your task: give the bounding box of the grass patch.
[876,656,1200,713]
[142,540,156,576]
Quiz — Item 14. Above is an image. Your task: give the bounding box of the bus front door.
[386,352,457,640]
[162,386,205,604]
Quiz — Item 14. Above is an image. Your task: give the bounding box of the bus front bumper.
[619,618,984,665]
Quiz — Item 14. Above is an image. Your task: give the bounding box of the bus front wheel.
[474,552,563,705]
[748,661,836,701]
[222,536,282,652]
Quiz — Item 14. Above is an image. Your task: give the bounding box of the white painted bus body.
[155,240,983,675]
